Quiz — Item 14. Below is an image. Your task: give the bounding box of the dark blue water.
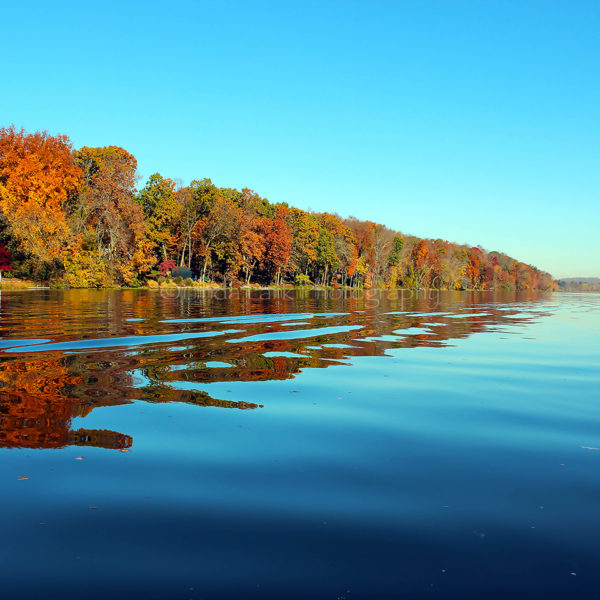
[0,289,599,599]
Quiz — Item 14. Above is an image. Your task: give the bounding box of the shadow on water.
[0,288,552,450]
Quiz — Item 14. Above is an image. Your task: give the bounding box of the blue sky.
[2,0,598,278]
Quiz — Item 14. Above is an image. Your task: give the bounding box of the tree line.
[557,279,600,292]
[0,126,555,290]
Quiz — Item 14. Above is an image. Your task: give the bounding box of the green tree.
[387,235,404,267]
[316,227,338,285]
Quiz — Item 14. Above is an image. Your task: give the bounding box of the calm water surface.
[0,289,599,599]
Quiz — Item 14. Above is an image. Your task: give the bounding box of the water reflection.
[0,288,553,449]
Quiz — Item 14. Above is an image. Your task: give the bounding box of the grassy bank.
[0,278,38,289]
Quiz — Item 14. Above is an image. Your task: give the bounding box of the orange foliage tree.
[0,126,82,273]
[263,208,293,285]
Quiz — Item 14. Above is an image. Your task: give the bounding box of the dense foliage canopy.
[0,126,555,290]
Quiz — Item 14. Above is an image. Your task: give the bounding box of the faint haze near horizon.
[1,0,598,279]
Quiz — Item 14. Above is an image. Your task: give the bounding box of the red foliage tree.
[158,259,176,276]
[0,243,13,280]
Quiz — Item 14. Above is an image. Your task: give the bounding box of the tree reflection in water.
[0,288,549,450]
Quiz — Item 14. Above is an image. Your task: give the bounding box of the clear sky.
[2,0,598,278]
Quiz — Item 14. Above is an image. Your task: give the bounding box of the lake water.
[0,289,599,599]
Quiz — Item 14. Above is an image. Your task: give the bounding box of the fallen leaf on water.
[17,475,28,480]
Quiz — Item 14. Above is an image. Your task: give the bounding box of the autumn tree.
[238,214,266,284]
[263,208,292,285]
[233,189,272,284]
[176,178,220,270]
[137,173,180,262]
[464,247,483,288]
[0,126,82,275]
[315,213,357,286]
[405,239,432,288]
[236,187,275,218]
[196,193,240,281]
[334,234,358,286]
[208,197,246,284]
[0,243,13,281]
[289,208,319,279]
[436,245,464,289]
[371,224,395,287]
[345,217,376,286]
[70,146,151,285]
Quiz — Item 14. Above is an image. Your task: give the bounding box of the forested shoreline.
[558,279,600,292]
[0,126,555,290]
